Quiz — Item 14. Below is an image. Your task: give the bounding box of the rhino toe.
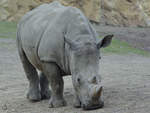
[49,97,66,108]
[41,89,51,100]
[73,98,81,108]
[27,89,41,102]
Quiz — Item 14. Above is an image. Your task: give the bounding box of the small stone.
[11,109,16,112]
[2,104,7,110]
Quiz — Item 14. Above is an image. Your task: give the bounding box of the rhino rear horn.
[88,76,97,84]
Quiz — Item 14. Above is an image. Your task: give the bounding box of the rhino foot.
[41,89,51,100]
[73,96,81,108]
[27,88,41,101]
[49,97,66,108]
[74,101,81,108]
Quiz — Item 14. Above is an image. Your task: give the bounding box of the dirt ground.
[94,25,150,52]
[0,36,150,113]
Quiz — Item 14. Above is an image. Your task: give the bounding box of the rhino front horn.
[92,85,103,99]
[97,86,103,97]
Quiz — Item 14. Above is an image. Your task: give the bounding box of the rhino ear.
[97,35,113,49]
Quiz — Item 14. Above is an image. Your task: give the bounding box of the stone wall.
[100,0,150,27]
[0,0,150,27]
[0,0,100,22]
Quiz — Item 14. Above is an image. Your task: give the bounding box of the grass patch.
[0,21,149,56]
[0,21,17,38]
[101,38,150,57]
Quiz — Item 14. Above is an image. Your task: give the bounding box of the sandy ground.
[94,25,150,52]
[0,38,150,113]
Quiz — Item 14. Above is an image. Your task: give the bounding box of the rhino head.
[66,34,113,110]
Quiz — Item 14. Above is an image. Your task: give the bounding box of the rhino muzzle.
[81,85,104,110]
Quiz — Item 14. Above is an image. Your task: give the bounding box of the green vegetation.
[0,21,17,38]
[0,21,149,56]
[101,38,150,56]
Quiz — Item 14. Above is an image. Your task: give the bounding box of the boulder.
[100,0,150,27]
[0,0,100,22]
[0,0,150,27]
[58,0,101,22]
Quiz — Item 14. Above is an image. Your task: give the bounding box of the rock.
[100,0,150,27]
[0,0,100,22]
[11,109,16,112]
[58,0,101,22]
[2,104,7,110]
[0,0,150,27]
[0,7,10,20]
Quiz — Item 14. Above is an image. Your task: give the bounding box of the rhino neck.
[64,8,98,75]
[65,7,98,43]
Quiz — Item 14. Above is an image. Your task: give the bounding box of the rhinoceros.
[16,1,113,110]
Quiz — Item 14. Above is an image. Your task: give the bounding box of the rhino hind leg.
[40,72,51,99]
[42,63,66,108]
[18,49,41,101]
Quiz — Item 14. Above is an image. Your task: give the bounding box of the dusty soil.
[0,37,150,113]
[94,25,150,52]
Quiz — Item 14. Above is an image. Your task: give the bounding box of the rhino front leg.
[18,49,41,101]
[73,94,81,108]
[42,63,66,108]
[40,72,51,99]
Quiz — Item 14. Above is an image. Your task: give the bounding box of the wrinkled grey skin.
[16,1,113,110]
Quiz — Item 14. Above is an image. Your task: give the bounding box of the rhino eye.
[99,56,101,59]
[77,78,80,84]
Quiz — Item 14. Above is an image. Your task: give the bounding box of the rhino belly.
[21,34,43,70]
[20,22,47,70]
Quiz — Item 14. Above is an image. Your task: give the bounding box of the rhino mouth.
[82,101,104,110]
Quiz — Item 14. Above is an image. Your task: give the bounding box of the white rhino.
[17,1,113,110]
